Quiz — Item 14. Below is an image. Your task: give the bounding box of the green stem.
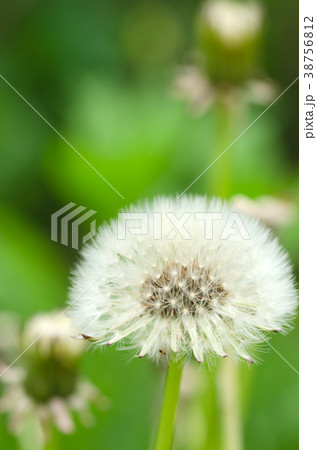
[200,367,220,450]
[210,90,247,199]
[154,359,184,450]
[218,358,243,450]
[204,91,245,450]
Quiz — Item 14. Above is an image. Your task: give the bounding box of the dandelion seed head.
[69,196,297,364]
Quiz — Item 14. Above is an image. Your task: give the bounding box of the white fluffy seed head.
[69,196,297,365]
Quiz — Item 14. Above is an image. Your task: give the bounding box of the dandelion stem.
[209,94,234,198]
[218,358,243,450]
[154,358,183,450]
[201,369,220,450]
[206,92,245,450]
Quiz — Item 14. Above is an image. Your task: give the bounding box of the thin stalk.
[154,358,184,450]
[218,358,243,450]
[200,367,220,450]
[210,94,236,199]
[210,89,247,199]
[204,91,245,450]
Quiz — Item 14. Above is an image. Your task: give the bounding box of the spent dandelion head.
[69,196,297,365]
[173,0,278,115]
[0,311,108,445]
[197,0,264,84]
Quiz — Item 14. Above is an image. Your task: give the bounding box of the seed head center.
[140,262,227,318]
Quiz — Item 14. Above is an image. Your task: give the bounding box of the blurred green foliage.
[0,0,298,449]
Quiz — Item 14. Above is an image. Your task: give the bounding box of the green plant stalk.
[154,359,184,450]
[200,367,220,450]
[205,92,244,450]
[209,95,235,198]
[218,358,243,450]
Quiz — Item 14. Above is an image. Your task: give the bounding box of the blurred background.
[0,0,298,449]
